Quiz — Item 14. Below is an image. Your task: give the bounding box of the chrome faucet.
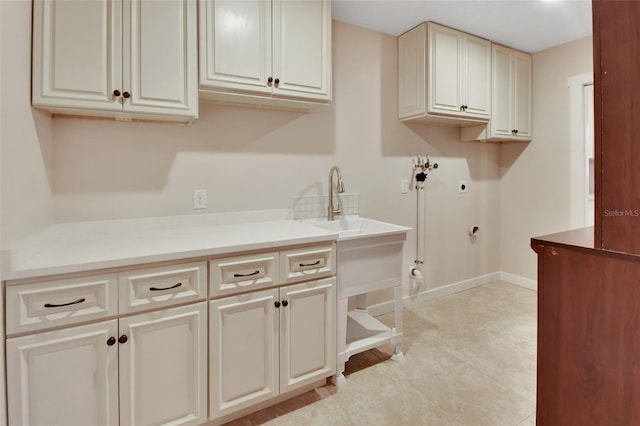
[328,166,345,221]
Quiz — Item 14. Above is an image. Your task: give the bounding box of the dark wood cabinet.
[533,2,640,424]
[593,0,640,254]
[533,229,640,425]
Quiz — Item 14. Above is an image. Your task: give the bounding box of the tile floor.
[227,281,537,426]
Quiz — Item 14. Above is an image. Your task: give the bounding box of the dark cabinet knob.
[123,92,131,99]
[282,300,288,307]
[274,78,280,86]
[107,337,116,346]
[274,301,281,308]
[267,77,273,87]
[113,90,121,97]
[119,335,128,344]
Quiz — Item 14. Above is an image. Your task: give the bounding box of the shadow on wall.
[32,109,55,192]
[51,101,337,194]
[396,122,504,182]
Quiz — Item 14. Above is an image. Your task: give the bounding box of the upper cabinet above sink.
[198,0,332,110]
[32,0,199,123]
[398,22,492,126]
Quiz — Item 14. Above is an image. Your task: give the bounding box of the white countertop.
[2,210,338,281]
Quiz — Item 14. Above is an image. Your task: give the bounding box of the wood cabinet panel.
[536,242,640,425]
[593,0,640,254]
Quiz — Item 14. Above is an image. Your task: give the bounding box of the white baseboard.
[367,272,502,316]
[499,271,537,291]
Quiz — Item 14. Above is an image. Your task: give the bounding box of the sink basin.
[309,216,411,241]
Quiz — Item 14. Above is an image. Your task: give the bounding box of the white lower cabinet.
[209,278,335,421]
[119,303,208,426]
[6,303,207,426]
[6,320,119,426]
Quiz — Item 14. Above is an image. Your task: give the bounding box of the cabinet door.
[462,34,491,118]
[123,0,198,117]
[210,289,279,419]
[6,320,118,426]
[279,278,335,394]
[118,302,207,426]
[427,23,463,115]
[491,45,515,138]
[199,0,272,95]
[513,52,532,138]
[398,23,427,119]
[272,0,331,101]
[32,0,122,110]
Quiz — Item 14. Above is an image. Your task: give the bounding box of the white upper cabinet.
[461,44,532,142]
[399,22,491,125]
[199,0,332,109]
[32,0,198,122]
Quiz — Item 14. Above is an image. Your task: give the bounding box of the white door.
[118,302,207,426]
[513,52,533,138]
[210,289,279,420]
[463,34,491,118]
[491,45,514,138]
[279,278,335,394]
[6,320,118,426]
[32,0,122,110]
[123,0,198,117]
[272,0,331,101]
[199,0,272,95]
[428,23,462,115]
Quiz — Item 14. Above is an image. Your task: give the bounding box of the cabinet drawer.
[5,274,118,335]
[280,245,335,284]
[119,262,207,314]
[210,252,279,297]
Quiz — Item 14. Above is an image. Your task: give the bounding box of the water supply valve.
[412,154,438,188]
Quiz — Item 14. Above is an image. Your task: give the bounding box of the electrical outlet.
[401,179,409,194]
[193,189,207,209]
[458,180,468,193]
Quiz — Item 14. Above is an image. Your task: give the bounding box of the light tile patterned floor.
[226,281,537,426]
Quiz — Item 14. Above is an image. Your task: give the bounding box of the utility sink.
[309,215,411,241]
[308,215,411,384]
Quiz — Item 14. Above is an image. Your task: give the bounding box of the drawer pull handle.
[233,270,260,278]
[299,260,321,267]
[44,297,86,308]
[149,282,183,291]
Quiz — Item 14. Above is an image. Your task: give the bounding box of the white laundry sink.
[309,215,410,384]
[309,215,410,297]
[309,216,410,242]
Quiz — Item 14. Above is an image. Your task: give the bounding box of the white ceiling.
[332,0,593,53]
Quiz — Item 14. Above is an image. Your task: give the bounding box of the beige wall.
[0,2,593,289]
[0,0,55,251]
[499,36,594,281]
[48,21,500,294]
